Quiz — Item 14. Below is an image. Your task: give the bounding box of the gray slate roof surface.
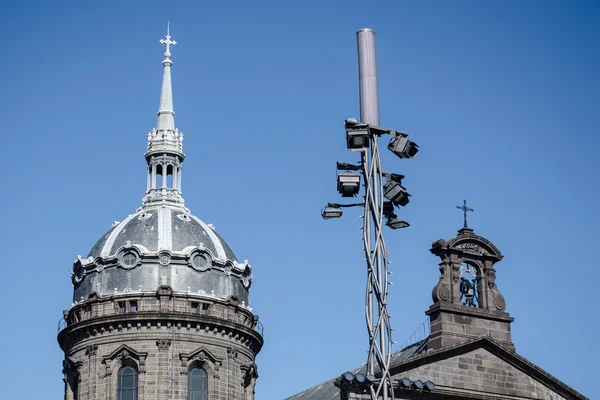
[284,339,428,400]
[87,207,237,261]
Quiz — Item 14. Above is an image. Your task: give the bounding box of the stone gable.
[394,347,566,399]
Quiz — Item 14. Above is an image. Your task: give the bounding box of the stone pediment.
[179,346,223,378]
[431,228,503,261]
[180,346,221,366]
[101,344,148,374]
[390,337,588,400]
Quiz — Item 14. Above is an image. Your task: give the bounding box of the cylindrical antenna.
[357,29,380,126]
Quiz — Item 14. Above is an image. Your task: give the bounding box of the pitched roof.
[283,336,589,400]
[389,336,589,400]
[283,339,429,400]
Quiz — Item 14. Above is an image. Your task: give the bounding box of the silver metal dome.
[72,205,252,304]
[87,206,237,261]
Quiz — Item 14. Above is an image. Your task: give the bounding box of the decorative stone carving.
[157,285,173,298]
[62,357,82,397]
[457,242,484,255]
[227,347,238,359]
[158,250,171,266]
[156,339,172,351]
[486,268,497,288]
[437,285,451,302]
[62,357,82,376]
[85,344,98,356]
[240,363,258,387]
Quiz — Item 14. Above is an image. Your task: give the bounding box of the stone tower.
[57,31,263,400]
[427,225,514,352]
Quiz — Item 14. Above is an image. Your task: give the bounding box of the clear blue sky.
[1,1,598,399]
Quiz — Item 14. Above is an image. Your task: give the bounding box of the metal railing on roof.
[253,320,264,337]
[398,317,430,350]
[57,316,67,334]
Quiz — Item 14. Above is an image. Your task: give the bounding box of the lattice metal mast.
[323,29,420,400]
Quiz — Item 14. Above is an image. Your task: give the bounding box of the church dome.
[87,206,237,261]
[70,35,253,305]
[72,206,252,304]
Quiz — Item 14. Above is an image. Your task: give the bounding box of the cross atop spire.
[156,26,176,132]
[456,199,474,229]
[160,33,176,58]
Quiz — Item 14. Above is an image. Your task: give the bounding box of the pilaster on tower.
[143,30,186,208]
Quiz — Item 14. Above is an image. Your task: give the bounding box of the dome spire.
[143,26,186,209]
[157,25,176,131]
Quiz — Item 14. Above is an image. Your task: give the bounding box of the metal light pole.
[357,28,393,400]
[324,28,418,400]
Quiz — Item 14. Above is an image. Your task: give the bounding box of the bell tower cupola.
[426,201,515,352]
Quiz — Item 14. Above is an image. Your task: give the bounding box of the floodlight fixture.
[382,201,395,218]
[347,129,369,150]
[354,373,366,384]
[366,375,376,384]
[399,377,411,389]
[412,380,424,390]
[388,131,419,159]
[423,381,435,392]
[336,161,362,171]
[321,206,343,220]
[342,372,354,382]
[383,180,410,207]
[386,218,410,230]
[345,118,370,151]
[337,172,361,197]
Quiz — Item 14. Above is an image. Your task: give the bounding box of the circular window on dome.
[120,252,139,269]
[191,253,210,271]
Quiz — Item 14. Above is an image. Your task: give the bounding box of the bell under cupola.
[143,30,185,208]
[426,201,515,352]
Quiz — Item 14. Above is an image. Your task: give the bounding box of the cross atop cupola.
[456,199,474,229]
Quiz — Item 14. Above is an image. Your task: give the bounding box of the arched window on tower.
[156,164,164,188]
[188,367,208,400]
[117,365,138,400]
[166,164,173,188]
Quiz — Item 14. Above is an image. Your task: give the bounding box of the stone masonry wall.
[68,334,252,400]
[393,348,566,399]
[59,293,261,400]
[426,303,514,352]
